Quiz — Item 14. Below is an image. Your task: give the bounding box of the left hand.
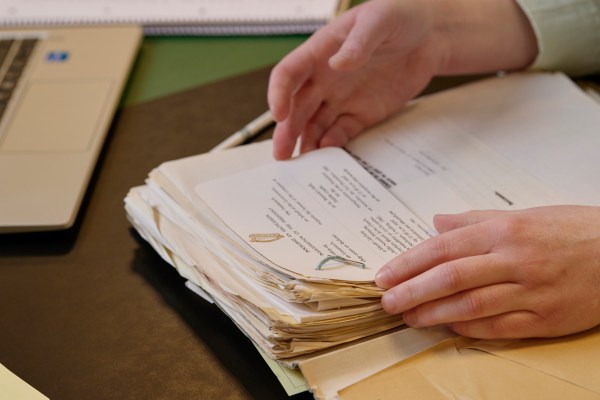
[374,205,600,339]
[267,0,537,160]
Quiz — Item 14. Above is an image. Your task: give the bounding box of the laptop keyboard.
[0,38,38,120]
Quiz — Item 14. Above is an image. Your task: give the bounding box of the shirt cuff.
[516,0,600,76]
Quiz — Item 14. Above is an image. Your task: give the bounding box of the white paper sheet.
[196,147,433,281]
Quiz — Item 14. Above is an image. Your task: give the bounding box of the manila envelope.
[339,326,600,399]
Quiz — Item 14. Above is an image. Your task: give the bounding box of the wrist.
[430,0,538,75]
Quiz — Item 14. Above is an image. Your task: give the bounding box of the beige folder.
[338,326,600,400]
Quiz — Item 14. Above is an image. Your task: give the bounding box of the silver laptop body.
[0,26,141,232]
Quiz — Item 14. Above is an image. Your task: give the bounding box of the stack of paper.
[125,72,600,366]
[125,141,433,361]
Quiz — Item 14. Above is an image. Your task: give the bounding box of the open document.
[124,72,600,367]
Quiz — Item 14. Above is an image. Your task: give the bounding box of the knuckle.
[461,291,486,316]
[488,313,541,339]
[406,306,429,327]
[403,281,418,306]
[487,317,509,337]
[449,320,476,338]
[401,308,417,325]
[439,263,464,292]
[386,256,410,282]
[271,62,294,85]
[459,316,513,339]
[425,236,452,262]
[495,214,527,239]
[535,301,564,326]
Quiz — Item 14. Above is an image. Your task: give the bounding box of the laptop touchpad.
[1,80,113,152]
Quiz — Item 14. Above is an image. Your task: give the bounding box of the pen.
[210,109,274,152]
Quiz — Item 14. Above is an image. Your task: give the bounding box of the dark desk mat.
[0,66,309,400]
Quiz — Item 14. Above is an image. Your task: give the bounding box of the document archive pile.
[124,72,600,364]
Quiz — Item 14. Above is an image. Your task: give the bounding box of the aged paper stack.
[126,72,600,397]
[125,141,429,361]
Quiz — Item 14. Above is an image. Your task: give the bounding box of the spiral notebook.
[0,0,350,36]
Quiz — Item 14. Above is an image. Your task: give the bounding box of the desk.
[0,36,312,400]
[2,30,598,400]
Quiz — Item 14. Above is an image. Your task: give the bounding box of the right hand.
[375,206,600,339]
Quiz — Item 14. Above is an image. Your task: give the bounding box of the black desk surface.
[0,67,311,400]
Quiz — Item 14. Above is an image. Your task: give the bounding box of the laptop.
[0,26,142,233]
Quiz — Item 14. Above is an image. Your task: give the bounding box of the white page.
[347,72,600,226]
[196,147,434,282]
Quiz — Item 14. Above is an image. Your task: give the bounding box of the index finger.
[375,220,497,289]
[268,7,359,121]
[268,51,314,122]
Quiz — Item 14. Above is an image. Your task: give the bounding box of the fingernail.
[375,266,391,288]
[381,291,397,314]
[402,311,417,327]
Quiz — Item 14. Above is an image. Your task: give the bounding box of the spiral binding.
[0,17,326,36]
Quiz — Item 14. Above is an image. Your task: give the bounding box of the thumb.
[434,210,509,233]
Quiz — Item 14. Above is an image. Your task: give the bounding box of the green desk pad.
[122,35,306,106]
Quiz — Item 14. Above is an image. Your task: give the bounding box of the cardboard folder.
[338,327,600,399]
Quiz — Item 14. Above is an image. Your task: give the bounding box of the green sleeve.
[516,0,600,76]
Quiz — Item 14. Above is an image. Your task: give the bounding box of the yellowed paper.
[468,325,600,394]
[254,344,308,396]
[299,327,454,400]
[339,337,600,400]
[0,364,49,400]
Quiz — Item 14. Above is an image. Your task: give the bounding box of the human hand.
[375,205,600,339]
[268,0,537,160]
[268,0,441,159]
